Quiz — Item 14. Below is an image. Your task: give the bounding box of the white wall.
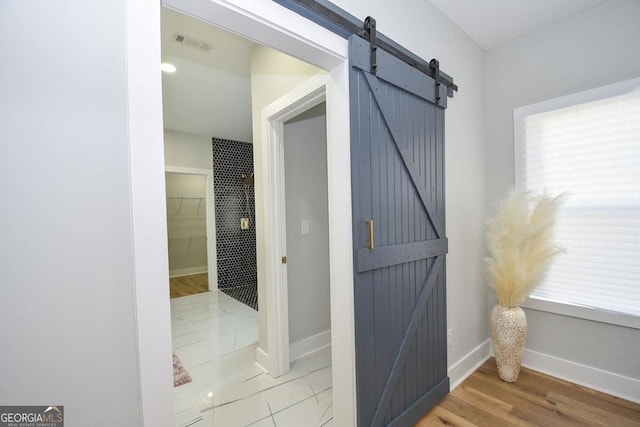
[164,129,213,170]
[485,0,640,391]
[250,45,326,352]
[332,0,489,374]
[283,103,331,345]
[0,1,173,425]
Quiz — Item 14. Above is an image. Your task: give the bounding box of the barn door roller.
[429,58,441,106]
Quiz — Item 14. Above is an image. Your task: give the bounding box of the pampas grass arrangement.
[485,191,563,307]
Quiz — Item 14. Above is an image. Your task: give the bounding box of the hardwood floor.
[170,273,208,299]
[416,358,640,427]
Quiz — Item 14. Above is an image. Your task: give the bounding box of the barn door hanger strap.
[429,58,442,106]
[363,16,377,74]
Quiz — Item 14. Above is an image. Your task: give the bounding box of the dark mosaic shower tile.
[219,284,258,312]
[213,137,258,310]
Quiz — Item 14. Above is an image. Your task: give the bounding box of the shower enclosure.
[212,137,258,310]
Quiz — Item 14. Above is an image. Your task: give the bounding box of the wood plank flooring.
[170,273,208,299]
[416,358,640,427]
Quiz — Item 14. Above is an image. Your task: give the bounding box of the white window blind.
[514,78,640,318]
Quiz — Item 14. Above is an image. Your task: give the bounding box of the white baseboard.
[448,339,491,391]
[290,329,331,362]
[255,347,269,373]
[169,266,208,278]
[453,340,640,403]
[522,348,640,404]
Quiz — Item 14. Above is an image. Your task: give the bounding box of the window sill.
[521,297,640,330]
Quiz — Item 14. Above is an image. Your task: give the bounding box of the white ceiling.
[161,8,254,141]
[161,1,610,139]
[428,0,607,50]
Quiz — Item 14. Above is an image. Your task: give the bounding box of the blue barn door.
[350,34,450,426]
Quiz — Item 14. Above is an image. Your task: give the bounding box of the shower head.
[242,173,254,186]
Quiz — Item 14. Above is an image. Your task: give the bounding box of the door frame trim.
[261,75,328,377]
[165,166,218,292]
[134,1,357,425]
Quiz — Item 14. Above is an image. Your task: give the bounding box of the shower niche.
[212,137,258,310]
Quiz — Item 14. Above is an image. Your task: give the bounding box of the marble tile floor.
[172,291,333,427]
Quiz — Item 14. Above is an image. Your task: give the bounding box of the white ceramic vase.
[491,304,527,383]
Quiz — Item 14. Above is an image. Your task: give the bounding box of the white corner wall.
[332,0,490,379]
[0,1,173,425]
[164,129,213,170]
[485,0,640,400]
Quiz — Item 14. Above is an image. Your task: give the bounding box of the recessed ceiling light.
[160,63,176,73]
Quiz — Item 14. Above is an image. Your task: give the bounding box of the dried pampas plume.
[485,191,564,307]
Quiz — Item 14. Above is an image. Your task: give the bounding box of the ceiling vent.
[172,32,212,53]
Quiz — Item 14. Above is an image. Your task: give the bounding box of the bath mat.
[173,353,192,387]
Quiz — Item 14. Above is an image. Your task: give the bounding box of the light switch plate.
[240,218,250,230]
[301,220,310,235]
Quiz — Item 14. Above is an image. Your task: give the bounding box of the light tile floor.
[172,291,333,427]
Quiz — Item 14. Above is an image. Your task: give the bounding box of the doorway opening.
[165,171,214,299]
[284,102,332,363]
[161,6,340,426]
[261,75,331,378]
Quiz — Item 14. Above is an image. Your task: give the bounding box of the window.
[514,77,640,325]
